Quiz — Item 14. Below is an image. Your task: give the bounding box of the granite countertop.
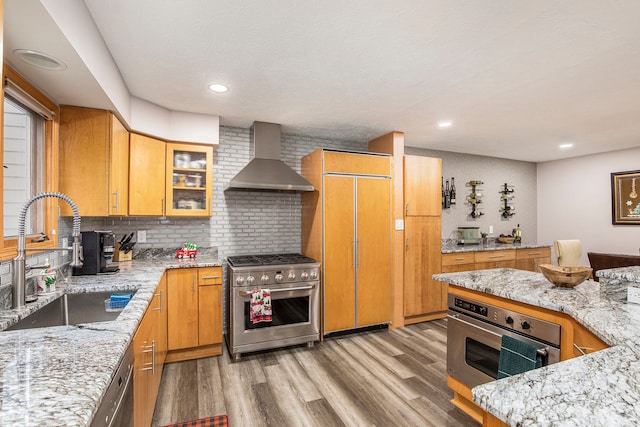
[433,267,640,427]
[0,253,222,426]
[441,240,551,254]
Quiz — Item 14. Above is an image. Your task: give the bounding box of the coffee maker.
[72,231,120,275]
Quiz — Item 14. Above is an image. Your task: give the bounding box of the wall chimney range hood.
[224,121,314,192]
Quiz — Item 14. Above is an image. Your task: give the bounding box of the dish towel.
[497,335,543,379]
[250,288,272,324]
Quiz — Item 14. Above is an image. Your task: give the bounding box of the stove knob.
[309,271,318,279]
[288,272,296,281]
[521,320,531,330]
[246,275,255,285]
[261,274,269,284]
[300,272,309,280]
[505,316,514,325]
[275,273,284,282]
[236,276,245,286]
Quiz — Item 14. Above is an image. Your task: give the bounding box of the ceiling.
[5,1,640,162]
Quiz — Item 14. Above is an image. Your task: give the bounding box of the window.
[0,63,59,260]
[3,95,45,237]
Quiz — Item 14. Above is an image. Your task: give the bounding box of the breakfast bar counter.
[434,267,640,427]
[0,252,222,426]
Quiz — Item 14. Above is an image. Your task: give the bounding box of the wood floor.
[151,319,479,427]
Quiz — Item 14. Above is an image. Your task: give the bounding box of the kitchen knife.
[124,241,136,254]
[118,234,127,245]
[122,232,134,246]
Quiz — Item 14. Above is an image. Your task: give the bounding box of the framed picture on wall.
[611,170,640,225]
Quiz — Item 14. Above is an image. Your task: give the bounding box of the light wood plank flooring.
[152,319,479,427]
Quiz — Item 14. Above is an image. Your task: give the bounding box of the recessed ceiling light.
[208,84,229,93]
[559,143,574,149]
[438,120,453,128]
[13,49,67,71]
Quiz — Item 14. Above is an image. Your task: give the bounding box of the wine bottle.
[441,176,445,208]
[450,177,456,204]
[444,180,451,209]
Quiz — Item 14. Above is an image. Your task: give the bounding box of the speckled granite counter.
[0,253,222,426]
[441,240,550,254]
[433,268,640,427]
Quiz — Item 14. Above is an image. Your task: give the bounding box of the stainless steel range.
[226,253,320,360]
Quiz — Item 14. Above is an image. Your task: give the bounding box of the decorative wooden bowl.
[497,236,515,244]
[538,264,592,288]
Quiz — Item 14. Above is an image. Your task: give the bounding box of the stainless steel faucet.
[12,192,83,308]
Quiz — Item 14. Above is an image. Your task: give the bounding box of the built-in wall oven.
[226,254,320,360]
[447,293,561,388]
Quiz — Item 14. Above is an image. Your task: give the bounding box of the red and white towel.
[250,289,272,324]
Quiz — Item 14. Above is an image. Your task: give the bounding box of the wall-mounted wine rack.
[500,182,515,218]
[467,180,484,218]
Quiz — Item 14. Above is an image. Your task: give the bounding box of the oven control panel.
[231,264,320,287]
[449,294,561,346]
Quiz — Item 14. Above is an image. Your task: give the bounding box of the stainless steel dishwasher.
[91,344,134,427]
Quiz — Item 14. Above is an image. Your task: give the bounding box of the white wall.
[537,147,640,265]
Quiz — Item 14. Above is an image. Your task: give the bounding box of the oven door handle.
[449,313,549,358]
[239,284,315,296]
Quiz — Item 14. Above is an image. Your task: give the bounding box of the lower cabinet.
[441,247,551,273]
[570,320,609,358]
[166,266,223,362]
[133,275,167,427]
[515,247,552,272]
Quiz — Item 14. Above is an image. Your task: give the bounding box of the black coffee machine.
[73,231,120,275]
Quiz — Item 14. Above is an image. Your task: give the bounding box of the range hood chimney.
[224,121,314,192]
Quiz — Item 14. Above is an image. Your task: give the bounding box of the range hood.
[224,121,314,192]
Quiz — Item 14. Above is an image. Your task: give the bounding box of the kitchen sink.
[6,291,137,331]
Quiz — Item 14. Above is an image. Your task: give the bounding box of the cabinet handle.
[406,237,410,250]
[142,340,156,374]
[162,198,165,214]
[573,342,587,356]
[351,240,355,268]
[489,255,505,259]
[356,239,361,268]
[193,273,196,292]
[454,257,466,261]
[201,276,220,279]
[153,291,163,312]
[406,203,410,215]
[112,190,119,210]
[218,288,221,307]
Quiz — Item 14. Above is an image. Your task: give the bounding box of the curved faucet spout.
[13,192,82,308]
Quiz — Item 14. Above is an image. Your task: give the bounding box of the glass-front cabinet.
[165,143,213,217]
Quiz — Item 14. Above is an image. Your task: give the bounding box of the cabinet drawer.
[516,247,551,260]
[474,250,516,263]
[198,266,222,285]
[442,252,475,266]
[323,151,390,176]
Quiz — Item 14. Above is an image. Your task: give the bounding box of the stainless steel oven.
[226,254,320,360]
[447,294,561,388]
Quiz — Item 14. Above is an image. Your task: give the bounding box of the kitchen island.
[434,267,640,427]
[0,253,222,426]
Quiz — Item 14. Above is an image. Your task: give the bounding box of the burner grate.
[228,253,316,267]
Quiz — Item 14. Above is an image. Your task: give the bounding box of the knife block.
[113,243,132,262]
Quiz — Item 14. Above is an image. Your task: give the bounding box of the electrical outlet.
[395,219,404,231]
[62,237,68,248]
[489,225,494,234]
[137,230,147,243]
[628,286,640,304]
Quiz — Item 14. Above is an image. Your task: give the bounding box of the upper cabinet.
[129,133,166,216]
[128,134,214,217]
[165,143,213,216]
[59,106,129,216]
[404,156,442,216]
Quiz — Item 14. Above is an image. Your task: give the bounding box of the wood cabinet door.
[198,284,222,345]
[109,114,129,215]
[323,175,356,333]
[155,274,168,368]
[404,216,444,316]
[59,106,110,216]
[403,155,442,216]
[129,133,166,215]
[133,305,154,427]
[167,269,199,350]
[355,177,392,327]
[165,142,213,217]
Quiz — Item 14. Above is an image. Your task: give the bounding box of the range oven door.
[231,281,320,348]
[447,310,560,389]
